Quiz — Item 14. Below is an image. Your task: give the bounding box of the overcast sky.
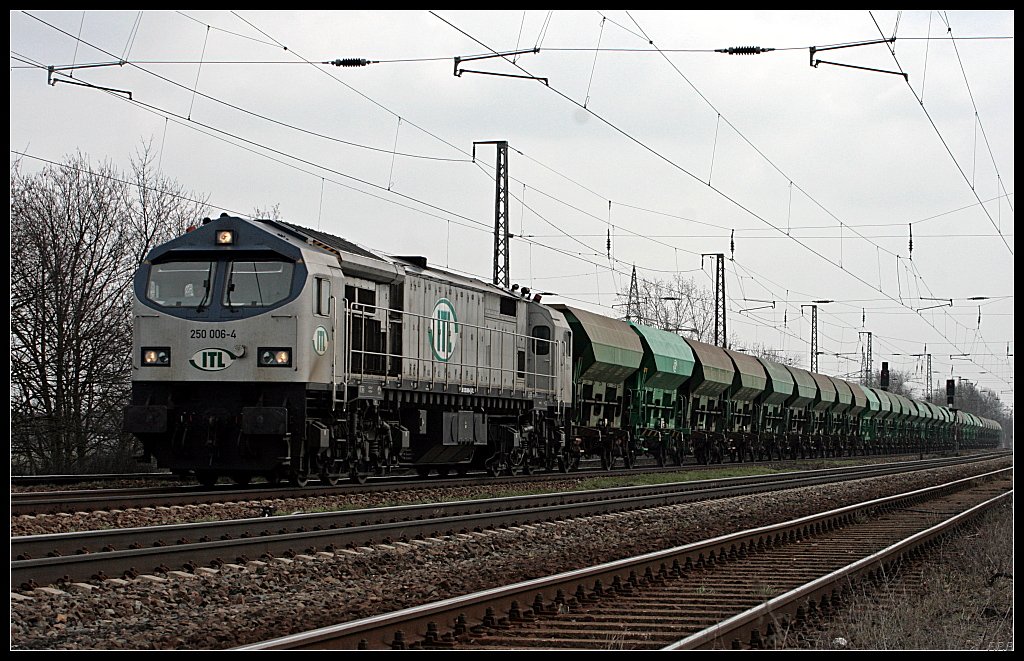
[10,10,1014,411]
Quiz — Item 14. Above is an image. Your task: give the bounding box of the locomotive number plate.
[190,328,238,340]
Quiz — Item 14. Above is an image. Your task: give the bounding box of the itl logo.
[189,348,237,371]
[427,297,460,362]
[312,326,329,356]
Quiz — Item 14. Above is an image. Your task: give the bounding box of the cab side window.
[530,325,551,355]
[315,277,331,316]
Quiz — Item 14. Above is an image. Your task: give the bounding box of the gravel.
[10,457,1011,650]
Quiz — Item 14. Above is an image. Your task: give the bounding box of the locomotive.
[124,215,1003,486]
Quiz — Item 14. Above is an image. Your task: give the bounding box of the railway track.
[238,467,1012,650]
[10,452,1004,516]
[10,454,1006,590]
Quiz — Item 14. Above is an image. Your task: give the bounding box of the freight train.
[124,216,1003,486]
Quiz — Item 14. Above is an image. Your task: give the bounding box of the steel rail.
[12,455,998,587]
[665,488,1013,649]
[232,467,1011,650]
[12,452,1005,516]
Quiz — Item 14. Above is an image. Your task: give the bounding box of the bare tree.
[10,147,208,473]
[618,273,716,342]
[252,203,283,220]
[740,342,802,367]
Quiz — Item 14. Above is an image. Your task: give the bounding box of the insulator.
[329,58,370,67]
[716,46,773,55]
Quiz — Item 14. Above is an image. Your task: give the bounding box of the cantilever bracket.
[454,48,547,85]
[809,38,907,80]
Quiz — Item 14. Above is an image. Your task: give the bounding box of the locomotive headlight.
[258,347,292,367]
[142,347,171,366]
[215,229,235,245]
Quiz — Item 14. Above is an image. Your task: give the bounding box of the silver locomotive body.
[125,216,572,485]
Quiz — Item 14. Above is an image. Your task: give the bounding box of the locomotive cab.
[125,216,340,486]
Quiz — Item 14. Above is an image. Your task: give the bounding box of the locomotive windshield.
[224,260,294,308]
[146,261,215,308]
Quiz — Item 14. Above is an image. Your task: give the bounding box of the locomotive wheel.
[196,471,219,489]
[508,447,527,476]
[416,466,431,478]
[350,453,371,484]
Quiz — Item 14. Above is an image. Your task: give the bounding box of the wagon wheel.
[503,450,520,476]
[230,472,252,486]
[320,469,341,487]
[600,447,614,470]
[289,471,311,488]
[436,466,451,477]
[416,466,431,478]
[484,453,506,477]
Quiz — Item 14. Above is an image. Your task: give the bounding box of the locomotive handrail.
[330,294,339,410]
[345,302,561,399]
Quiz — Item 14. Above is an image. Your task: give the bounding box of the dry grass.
[788,501,1014,650]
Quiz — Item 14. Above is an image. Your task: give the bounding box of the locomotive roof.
[274,220,386,263]
[271,219,540,301]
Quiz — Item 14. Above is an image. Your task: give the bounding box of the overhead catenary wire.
[32,14,1007,368]
[428,11,1013,389]
[868,11,1013,257]
[939,11,1014,215]
[21,11,472,164]
[13,56,696,324]
[17,12,1010,395]
[22,12,696,309]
